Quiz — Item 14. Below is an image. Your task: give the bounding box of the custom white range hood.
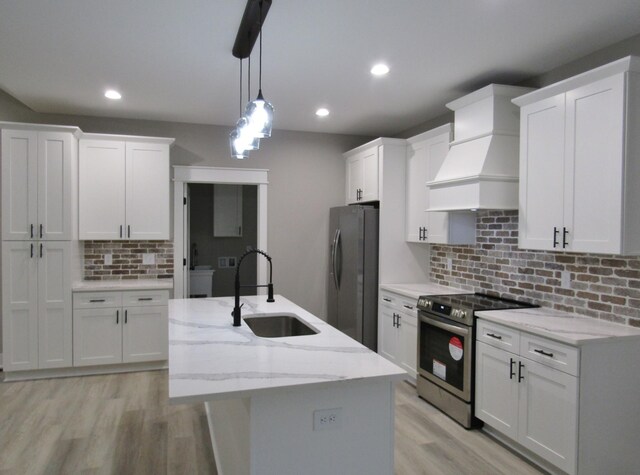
[427,84,534,211]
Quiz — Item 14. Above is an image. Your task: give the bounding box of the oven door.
[418,312,472,401]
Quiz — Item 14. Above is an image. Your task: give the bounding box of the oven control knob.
[460,311,467,319]
[452,309,459,317]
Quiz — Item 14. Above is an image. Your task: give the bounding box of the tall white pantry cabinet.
[1,124,80,371]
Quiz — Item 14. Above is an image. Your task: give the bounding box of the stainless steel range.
[416,293,536,428]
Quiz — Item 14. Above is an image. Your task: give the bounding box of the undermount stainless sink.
[243,313,318,338]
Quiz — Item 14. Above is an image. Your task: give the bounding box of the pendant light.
[245,0,274,138]
[229,59,252,159]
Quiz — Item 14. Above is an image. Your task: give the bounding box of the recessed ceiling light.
[316,108,330,117]
[104,89,122,100]
[370,64,390,76]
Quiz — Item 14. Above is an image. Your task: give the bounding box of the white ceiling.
[1,0,640,137]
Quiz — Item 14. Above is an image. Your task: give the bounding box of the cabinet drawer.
[380,292,398,308]
[520,333,579,377]
[122,290,169,307]
[397,296,418,316]
[477,319,520,353]
[73,291,122,309]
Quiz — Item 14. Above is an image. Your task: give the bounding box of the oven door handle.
[419,314,469,337]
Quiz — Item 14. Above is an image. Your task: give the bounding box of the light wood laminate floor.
[0,371,541,475]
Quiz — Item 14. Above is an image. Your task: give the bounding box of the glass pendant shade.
[245,89,274,138]
[229,128,249,159]
[236,117,260,151]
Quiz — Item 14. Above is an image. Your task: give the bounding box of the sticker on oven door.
[449,337,463,361]
[433,359,446,380]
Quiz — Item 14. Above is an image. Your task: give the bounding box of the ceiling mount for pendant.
[232,0,272,59]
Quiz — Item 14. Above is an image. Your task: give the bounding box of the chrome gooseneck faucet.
[232,248,275,326]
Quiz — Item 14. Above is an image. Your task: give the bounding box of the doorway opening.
[172,166,269,299]
[187,183,258,298]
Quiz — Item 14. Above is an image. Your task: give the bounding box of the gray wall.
[189,183,258,297]
[0,90,371,358]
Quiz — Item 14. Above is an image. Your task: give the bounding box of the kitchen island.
[168,295,406,475]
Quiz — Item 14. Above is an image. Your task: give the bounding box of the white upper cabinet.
[405,125,475,245]
[213,184,243,237]
[345,146,379,204]
[1,126,78,241]
[514,56,640,255]
[79,134,174,240]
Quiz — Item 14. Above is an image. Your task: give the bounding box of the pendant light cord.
[259,0,263,90]
[239,59,243,116]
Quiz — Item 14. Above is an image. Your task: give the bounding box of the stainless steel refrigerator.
[327,205,379,351]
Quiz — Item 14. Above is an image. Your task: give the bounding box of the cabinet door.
[73,307,122,366]
[1,129,38,240]
[37,132,73,240]
[361,148,379,201]
[398,313,418,379]
[405,141,429,242]
[518,94,566,251]
[1,242,39,371]
[475,342,519,440]
[378,304,398,364]
[564,74,625,254]
[518,358,578,475]
[79,139,126,240]
[346,155,363,204]
[38,242,72,369]
[213,184,243,237]
[122,306,168,363]
[125,141,170,240]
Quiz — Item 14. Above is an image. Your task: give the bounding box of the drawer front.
[477,319,520,353]
[398,296,418,317]
[380,292,398,309]
[73,291,122,309]
[520,333,579,376]
[122,290,169,307]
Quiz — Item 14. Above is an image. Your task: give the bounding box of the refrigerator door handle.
[332,228,341,290]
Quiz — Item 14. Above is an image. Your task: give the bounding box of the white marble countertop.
[168,295,406,404]
[477,307,640,346]
[72,279,174,292]
[379,282,468,300]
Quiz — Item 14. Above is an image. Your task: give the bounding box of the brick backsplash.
[430,210,640,327]
[83,241,173,280]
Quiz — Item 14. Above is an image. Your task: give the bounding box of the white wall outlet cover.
[313,408,343,431]
[561,270,572,289]
[104,253,113,265]
[447,258,453,271]
[142,253,156,265]
[218,257,228,268]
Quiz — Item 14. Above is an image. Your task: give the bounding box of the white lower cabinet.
[476,318,585,475]
[476,340,577,473]
[73,290,168,367]
[378,290,418,379]
[1,241,72,371]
